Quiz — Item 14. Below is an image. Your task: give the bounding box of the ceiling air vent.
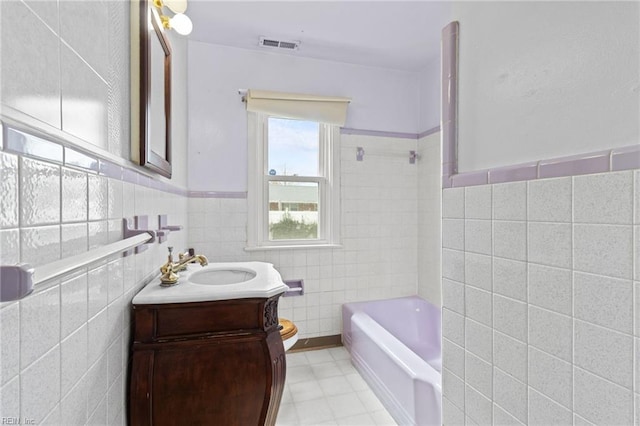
[259,37,300,51]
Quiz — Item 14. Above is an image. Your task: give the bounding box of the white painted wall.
[166,32,189,188]
[419,57,441,132]
[187,42,426,192]
[454,1,640,173]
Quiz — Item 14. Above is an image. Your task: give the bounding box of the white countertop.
[132,262,288,305]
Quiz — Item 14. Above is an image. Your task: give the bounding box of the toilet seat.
[279,318,298,351]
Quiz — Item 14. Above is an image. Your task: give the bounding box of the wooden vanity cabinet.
[128,295,285,426]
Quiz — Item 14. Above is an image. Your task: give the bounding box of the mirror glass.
[149,24,168,159]
[131,0,172,178]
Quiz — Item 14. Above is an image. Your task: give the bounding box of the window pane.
[268,118,319,177]
[268,181,319,240]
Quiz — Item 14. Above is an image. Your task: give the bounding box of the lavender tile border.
[188,191,247,199]
[2,124,188,197]
[340,127,422,140]
[418,126,441,139]
[612,145,640,171]
[447,146,639,188]
[440,19,639,189]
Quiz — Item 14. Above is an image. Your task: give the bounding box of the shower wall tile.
[574,320,633,389]
[636,281,640,337]
[0,303,20,386]
[87,263,109,318]
[465,286,492,327]
[442,219,464,250]
[528,388,572,426]
[528,222,572,269]
[0,376,20,418]
[443,338,465,378]
[0,229,20,265]
[528,264,572,315]
[443,368,465,410]
[527,177,572,222]
[493,368,527,423]
[0,152,19,228]
[465,352,493,399]
[443,164,637,424]
[62,167,88,223]
[574,224,632,279]
[465,186,492,219]
[443,187,464,218]
[61,223,88,258]
[465,318,492,362]
[529,306,572,362]
[1,6,190,422]
[573,272,633,334]
[464,253,492,291]
[573,171,633,224]
[20,284,60,369]
[493,221,526,261]
[443,397,465,424]
[493,257,526,301]
[493,331,526,383]
[60,324,87,397]
[60,375,88,425]
[443,308,465,347]
[443,248,465,282]
[493,403,524,426]
[574,368,633,425]
[492,181,526,221]
[60,271,88,339]
[20,157,61,226]
[107,178,123,219]
[465,220,492,255]
[442,279,464,315]
[465,385,492,425]
[21,346,60,423]
[88,175,108,221]
[493,295,527,342]
[528,346,573,409]
[21,225,60,267]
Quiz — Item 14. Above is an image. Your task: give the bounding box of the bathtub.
[342,296,441,426]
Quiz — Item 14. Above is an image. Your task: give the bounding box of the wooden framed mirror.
[131,0,172,178]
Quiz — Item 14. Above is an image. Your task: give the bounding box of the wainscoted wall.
[188,132,444,338]
[0,0,189,423]
[0,146,188,424]
[441,169,639,425]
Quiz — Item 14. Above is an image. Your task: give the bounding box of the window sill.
[244,244,343,252]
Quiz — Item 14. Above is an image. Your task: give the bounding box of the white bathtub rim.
[351,312,442,388]
[351,350,416,426]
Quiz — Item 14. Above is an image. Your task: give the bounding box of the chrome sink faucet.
[160,247,209,286]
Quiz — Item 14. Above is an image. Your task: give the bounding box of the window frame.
[247,113,341,250]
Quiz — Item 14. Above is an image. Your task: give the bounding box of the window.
[247,114,341,249]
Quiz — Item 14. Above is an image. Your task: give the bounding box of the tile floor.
[276,346,398,426]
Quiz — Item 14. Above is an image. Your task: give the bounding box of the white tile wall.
[417,132,442,304]
[442,169,639,425]
[0,153,188,423]
[188,133,432,338]
[0,2,189,424]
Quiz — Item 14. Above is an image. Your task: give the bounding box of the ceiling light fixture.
[152,0,193,36]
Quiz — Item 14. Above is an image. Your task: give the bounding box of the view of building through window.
[267,118,321,240]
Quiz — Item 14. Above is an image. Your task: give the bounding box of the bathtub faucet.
[160,247,209,286]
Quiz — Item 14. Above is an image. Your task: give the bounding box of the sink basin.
[132,262,288,305]
[188,268,257,285]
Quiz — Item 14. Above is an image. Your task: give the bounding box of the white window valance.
[245,89,351,126]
